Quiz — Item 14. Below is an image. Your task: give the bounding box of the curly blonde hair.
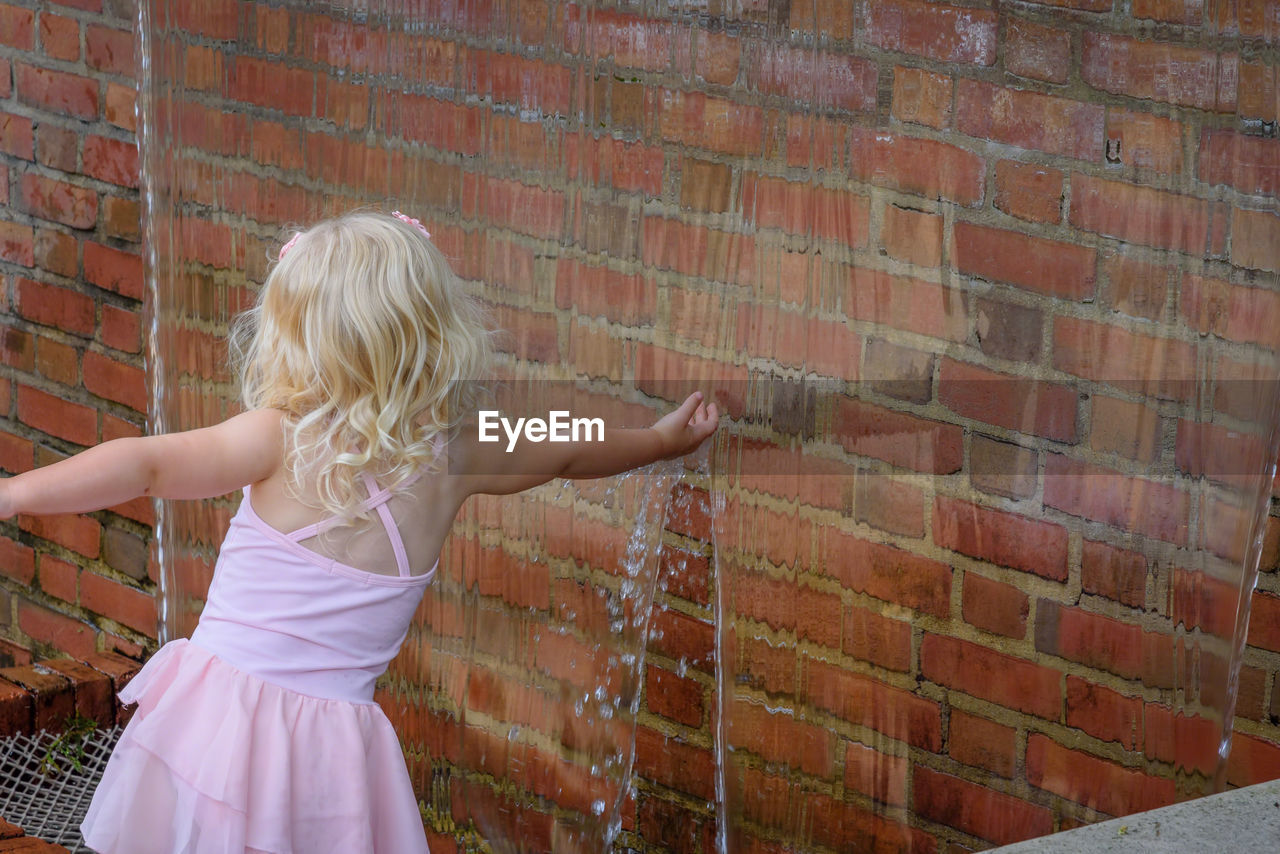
[231,210,495,522]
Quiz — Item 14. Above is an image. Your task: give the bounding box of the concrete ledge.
[991,778,1280,853]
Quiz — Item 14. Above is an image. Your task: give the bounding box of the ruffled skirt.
[80,639,429,854]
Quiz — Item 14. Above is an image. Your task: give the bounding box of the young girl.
[0,210,718,854]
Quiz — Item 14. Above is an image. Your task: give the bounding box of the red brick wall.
[3,0,1280,851]
[0,0,151,665]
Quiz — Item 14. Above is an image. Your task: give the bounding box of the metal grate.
[0,726,122,853]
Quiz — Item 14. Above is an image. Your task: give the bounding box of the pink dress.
[80,472,436,854]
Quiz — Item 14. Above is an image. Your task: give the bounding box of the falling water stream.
[137,1,1280,850]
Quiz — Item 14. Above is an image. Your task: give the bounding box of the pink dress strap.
[361,473,412,578]
[281,466,427,544]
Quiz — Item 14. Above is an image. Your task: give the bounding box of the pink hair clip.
[278,232,301,260]
[392,210,431,240]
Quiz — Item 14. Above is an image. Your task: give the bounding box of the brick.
[0,112,34,160]
[0,433,33,475]
[15,278,94,336]
[1005,17,1071,83]
[0,222,34,267]
[86,24,134,76]
[36,658,113,727]
[15,63,98,120]
[34,228,77,277]
[845,267,969,342]
[0,666,72,732]
[735,305,859,380]
[746,41,877,113]
[1231,206,1280,274]
[101,304,140,353]
[1202,129,1280,197]
[949,709,1016,777]
[936,494,1069,580]
[993,160,1063,224]
[1083,31,1236,112]
[642,217,754,287]
[35,336,78,386]
[1,326,35,372]
[634,726,715,800]
[975,297,1042,363]
[971,435,1037,500]
[729,697,834,778]
[820,528,952,617]
[1090,395,1160,463]
[849,127,985,206]
[83,241,143,299]
[19,174,97,230]
[881,204,941,268]
[954,221,1096,301]
[36,125,77,172]
[17,600,96,661]
[1046,454,1190,545]
[83,135,139,188]
[742,174,871,248]
[18,509,101,559]
[921,633,1062,719]
[38,554,77,605]
[645,666,702,727]
[1248,590,1280,652]
[914,767,1053,845]
[806,658,943,750]
[863,339,933,404]
[1238,60,1277,122]
[1071,173,1218,255]
[0,58,8,100]
[1226,731,1280,788]
[938,358,1079,443]
[83,351,145,412]
[679,157,731,213]
[835,396,963,476]
[104,82,136,131]
[16,385,97,446]
[844,741,906,808]
[1053,316,1197,401]
[1106,108,1183,174]
[0,678,33,736]
[38,14,79,62]
[0,537,35,586]
[1143,705,1222,774]
[852,473,925,539]
[657,89,764,157]
[957,79,1104,161]
[1036,598,1175,686]
[693,29,739,86]
[1101,252,1170,321]
[790,0,854,39]
[229,56,314,116]
[842,605,911,671]
[1134,0,1204,22]
[80,572,155,637]
[890,66,952,129]
[0,5,34,50]
[865,0,997,65]
[1027,733,1177,817]
[962,573,1029,639]
[1066,676,1143,750]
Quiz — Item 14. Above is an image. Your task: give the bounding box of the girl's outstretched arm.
[452,391,719,497]
[0,409,284,519]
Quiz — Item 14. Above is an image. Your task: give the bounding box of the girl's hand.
[651,391,720,460]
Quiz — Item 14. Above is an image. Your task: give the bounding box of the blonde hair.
[231,210,495,522]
